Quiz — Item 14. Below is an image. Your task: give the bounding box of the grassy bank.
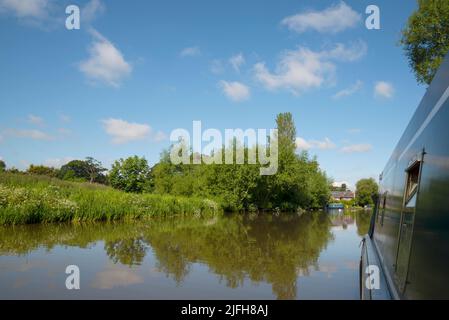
[0,173,222,225]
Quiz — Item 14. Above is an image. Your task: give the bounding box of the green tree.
[0,160,5,172]
[85,157,107,183]
[270,113,300,209]
[151,113,330,212]
[276,112,296,162]
[58,160,89,181]
[400,0,449,85]
[355,178,379,207]
[109,156,152,193]
[57,158,106,183]
[27,165,57,177]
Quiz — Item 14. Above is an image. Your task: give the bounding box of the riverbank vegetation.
[0,113,332,225]
[0,173,221,225]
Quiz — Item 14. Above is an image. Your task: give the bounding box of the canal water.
[0,210,371,299]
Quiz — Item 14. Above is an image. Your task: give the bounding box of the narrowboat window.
[406,192,417,208]
[405,161,420,203]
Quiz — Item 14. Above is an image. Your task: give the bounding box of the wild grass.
[0,173,222,225]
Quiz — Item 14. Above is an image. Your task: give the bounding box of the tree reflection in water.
[146,213,334,299]
[0,210,371,299]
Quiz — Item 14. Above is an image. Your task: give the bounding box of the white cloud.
[374,81,394,99]
[229,53,245,73]
[318,41,367,62]
[92,265,144,289]
[295,137,312,150]
[82,0,105,23]
[0,0,50,19]
[180,46,201,57]
[333,80,363,99]
[296,137,336,150]
[43,157,74,168]
[79,29,132,87]
[254,50,330,94]
[27,114,44,125]
[296,137,314,150]
[254,42,366,95]
[101,118,166,144]
[7,129,53,140]
[341,144,372,153]
[312,137,337,150]
[281,1,361,34]
[219,81,251,102]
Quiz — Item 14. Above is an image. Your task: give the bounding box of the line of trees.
[21,157,108,184]
[149,113,330,211]
[0,113,332,212]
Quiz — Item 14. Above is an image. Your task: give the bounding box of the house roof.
[331,191,355,198]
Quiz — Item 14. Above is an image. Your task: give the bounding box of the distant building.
[331,191,355,201]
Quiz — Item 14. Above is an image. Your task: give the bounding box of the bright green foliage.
[152,113,330,211]
[109,156,152,193]
[0,160,5,172]
[0,172,222,225]
[355,178,379,207]
[400,0,449,85]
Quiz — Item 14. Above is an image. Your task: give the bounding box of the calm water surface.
[0,210,371,299]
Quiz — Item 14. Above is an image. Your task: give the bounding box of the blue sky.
[0,0,425,188]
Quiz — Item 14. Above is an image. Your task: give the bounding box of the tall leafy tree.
[85,157,107,183]
[57,158,106,183]
[109,156,152,193]
[150,113,330,211]
[355,178,379,207]
[0,160,5,172]
[271,113,304,209]
[400,0,449,85]
[276,112,296,161]
[58,160,90,181]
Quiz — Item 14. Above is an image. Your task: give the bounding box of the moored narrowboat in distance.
[327,203,345,210]
[360,53,449,300]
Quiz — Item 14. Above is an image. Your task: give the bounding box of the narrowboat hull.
[361,53,449,299]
